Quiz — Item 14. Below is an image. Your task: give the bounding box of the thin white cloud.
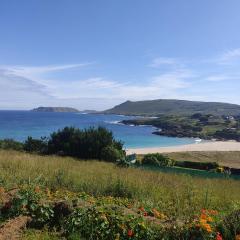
[205,75,240,82]
[216,48,240,65]
[3,47,240,110]
[149,57,177,68]
[0,63,192,106]
[2,63,92,76]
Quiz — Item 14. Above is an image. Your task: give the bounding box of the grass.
[21,229,61,240]
[1,150,240,220]
[164,151,240,168]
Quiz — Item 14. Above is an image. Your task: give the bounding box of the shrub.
[175,161,219,170]
[23,137,48,154]
[142,153,174,167]
[47,126,125,162]
[101,145,125,162]
[0,139,23,151]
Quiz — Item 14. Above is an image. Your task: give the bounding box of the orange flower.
[209,210,218,215]
[200,213,207,220]
[204,223,212,233]
[207,216,213,222]
[127,229,134,237]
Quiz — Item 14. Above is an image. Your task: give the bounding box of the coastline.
[126,141,240,154]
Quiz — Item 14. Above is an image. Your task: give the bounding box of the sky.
[1,0,240,110]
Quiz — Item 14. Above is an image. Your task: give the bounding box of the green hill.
[103,99,240,116]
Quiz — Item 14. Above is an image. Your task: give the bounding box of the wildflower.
[216,232,223,240]
[209,209,218,215]
[127,229,134,237]
[143,212,148,216]
[200,213,207,220]
[201,209,207,214]
[204,223,212,233]
[207,216,213,222]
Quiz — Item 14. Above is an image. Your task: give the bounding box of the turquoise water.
[0,111,195,149]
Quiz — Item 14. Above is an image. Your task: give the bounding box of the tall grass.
[0,150,240,219]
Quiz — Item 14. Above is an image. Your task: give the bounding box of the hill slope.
[104,99,240,116]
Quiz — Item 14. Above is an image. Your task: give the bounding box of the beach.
[127,141,240,154]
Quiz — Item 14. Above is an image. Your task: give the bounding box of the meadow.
[0,150,240,239]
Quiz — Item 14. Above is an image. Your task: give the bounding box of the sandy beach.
[127,141,240,154]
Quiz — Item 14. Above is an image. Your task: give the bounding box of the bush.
[142,153,174,167]
[175,161,219,170]
[47,126,125,162]
[0,139,23,151]
[23,137,48,154]
[101,145,125,162]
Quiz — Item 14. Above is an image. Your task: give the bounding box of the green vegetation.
[164,151,240,168]
[0,127,125,162]
[0,150,240,239]
[141,153,174,167]
[122,114,240,141]
[104,99,240,116]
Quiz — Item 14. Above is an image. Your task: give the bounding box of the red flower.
[128,229,134,237]
[143,212,148,216]
[216,232,223,240]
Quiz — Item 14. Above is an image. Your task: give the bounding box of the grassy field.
[0,150,240,216]
[1,150,240,239]
[164,151,240,168]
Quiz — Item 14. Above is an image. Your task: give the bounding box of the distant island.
[31,107,80,112]
[103,99,240,116]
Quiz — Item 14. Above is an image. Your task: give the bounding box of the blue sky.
[1,0,240,110]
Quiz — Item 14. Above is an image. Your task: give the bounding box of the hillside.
[103,99,240,116]
[31,107,80,112]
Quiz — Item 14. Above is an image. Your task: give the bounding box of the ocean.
[0,111,195,149]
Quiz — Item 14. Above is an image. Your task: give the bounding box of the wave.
[104,120,123,125]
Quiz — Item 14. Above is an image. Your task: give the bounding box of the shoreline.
[126,141,240,154]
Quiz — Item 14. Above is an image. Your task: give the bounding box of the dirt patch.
[0,188,18,205]
[0,216,31,240]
